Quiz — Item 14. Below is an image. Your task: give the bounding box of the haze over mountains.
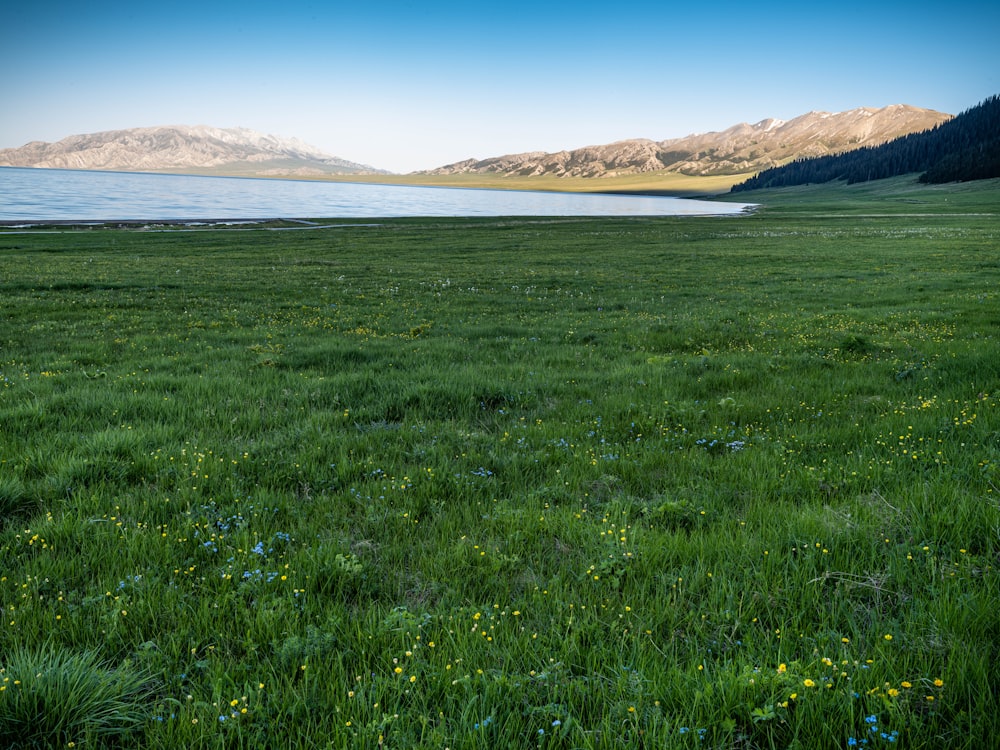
[0,105,951,182]
[0,125,389,177]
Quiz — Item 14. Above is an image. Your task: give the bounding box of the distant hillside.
[731,95,1000,192]
[424,105,951,180]
[0,126,391,177]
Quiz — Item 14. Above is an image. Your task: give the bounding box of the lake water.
[0,167,752,222]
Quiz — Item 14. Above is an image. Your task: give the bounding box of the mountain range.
[0,125,389,177]
[0,105,952,182]
[731,94,1000,191]
[426,105,951,179]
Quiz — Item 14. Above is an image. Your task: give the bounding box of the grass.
[0,179,998,747]
[714,176,1000,215]
[328,171,747,197]
[123,168,751,197]
[0,646,153,748]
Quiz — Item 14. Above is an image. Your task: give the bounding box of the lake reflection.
[0,167,752,221]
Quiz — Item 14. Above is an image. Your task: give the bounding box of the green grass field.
[1,178,998,748]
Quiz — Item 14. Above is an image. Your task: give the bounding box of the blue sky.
[2,1,998,173]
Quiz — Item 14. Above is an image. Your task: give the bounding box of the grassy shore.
[327,171,745,197]
[1,179,998,748]
[143,168,748,198]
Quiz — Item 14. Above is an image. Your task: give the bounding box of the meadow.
[1,179,998,748]
[319,171,742,198]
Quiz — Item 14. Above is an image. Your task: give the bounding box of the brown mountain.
[424,105,952,179]
[0,125,390,176]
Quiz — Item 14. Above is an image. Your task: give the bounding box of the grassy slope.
[226,171,1000,204]
[0,179,998,748]
[715,175,1000,214]
[332,171,747,197]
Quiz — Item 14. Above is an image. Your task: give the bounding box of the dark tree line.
[731,95,1000,192]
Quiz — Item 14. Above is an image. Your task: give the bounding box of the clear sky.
[2,1,998,173]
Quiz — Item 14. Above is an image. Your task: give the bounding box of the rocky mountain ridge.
[1,106,953,182]
[0,125,389,176]
[425,105,952,179]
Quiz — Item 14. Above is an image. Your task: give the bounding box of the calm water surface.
[0,167,752,221]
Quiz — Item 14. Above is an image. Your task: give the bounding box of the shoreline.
[0,164,746,200]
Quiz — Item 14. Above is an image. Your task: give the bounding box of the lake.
[0,167,752,222]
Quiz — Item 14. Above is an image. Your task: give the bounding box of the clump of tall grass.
[0,477,35,525]
[0,646,154,747]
